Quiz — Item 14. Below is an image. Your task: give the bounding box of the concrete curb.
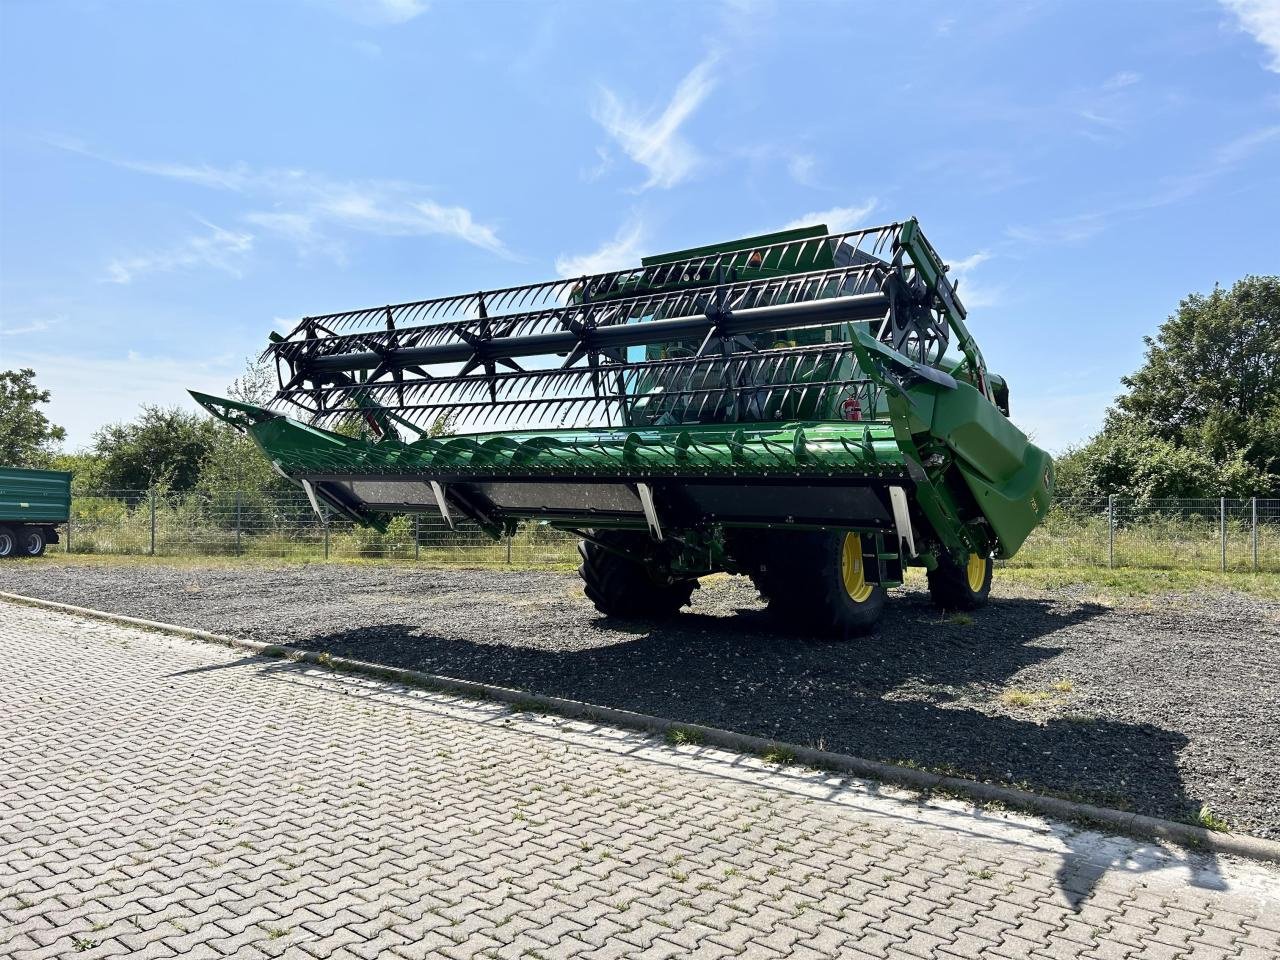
[6,589,1279,866]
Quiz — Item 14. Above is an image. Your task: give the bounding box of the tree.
[92,405,220,491]
[1059,276,1280,501]
[1109,275,1280,476]
[0,368,66,467]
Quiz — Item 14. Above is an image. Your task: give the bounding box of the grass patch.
[945,613,974,626]
[1194,805,1231,832]
[999,688,1055,709]
[664,726,703,747]
[998,565,1280,601]
[761,745,796,765]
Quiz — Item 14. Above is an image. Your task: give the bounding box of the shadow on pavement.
[257,591,1211,907]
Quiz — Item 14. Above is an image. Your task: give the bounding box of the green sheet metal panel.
[245,412,908,481]
[926,382,1054,557]
[0,467,72,524]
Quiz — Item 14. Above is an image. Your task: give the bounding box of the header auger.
[193,216,1054,635]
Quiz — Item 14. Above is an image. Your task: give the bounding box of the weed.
[72,938,98,952]
[1194,805,1231,832]
[999,688,1054,708]
[665,726,703,747]
[762,746,796,765]
[263,926,288,940]
[670,869,688,882]
[946,613,973,626]
[1051,678,1075,693]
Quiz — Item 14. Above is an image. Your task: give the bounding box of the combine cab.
[193,217,1053,634]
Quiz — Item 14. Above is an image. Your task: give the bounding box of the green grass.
[1194,804,1231,832]
[664,726,704,747]
[996,565,1280,601]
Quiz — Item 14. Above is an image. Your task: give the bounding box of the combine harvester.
[193,218,1053,634]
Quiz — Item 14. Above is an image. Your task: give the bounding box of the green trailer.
[194,217,1053,634]
[0,466,69,558]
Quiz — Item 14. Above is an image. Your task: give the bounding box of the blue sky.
[1,0,1278,452]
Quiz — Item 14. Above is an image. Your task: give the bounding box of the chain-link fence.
[51,490,1280,573]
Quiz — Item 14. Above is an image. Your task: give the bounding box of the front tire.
[21,526,48,558]
[577,530,696,619]
[0,525,16,559]
[752,531,886,637]
[927,552,992,610]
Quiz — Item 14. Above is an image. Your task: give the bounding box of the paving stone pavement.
[2,601,1279,960]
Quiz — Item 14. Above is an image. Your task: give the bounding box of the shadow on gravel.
[277,591,1214,906]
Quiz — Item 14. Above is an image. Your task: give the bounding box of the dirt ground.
[3,558,1277,839]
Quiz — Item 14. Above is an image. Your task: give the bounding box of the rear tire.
[751,531,886,637]
[0,525,15,559]
[21,526,48,558]
[927,552,992,610]
[577,530,696,619]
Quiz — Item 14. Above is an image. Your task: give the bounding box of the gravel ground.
[3,559,1277,838]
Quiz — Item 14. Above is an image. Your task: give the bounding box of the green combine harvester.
[193,218,1053,634]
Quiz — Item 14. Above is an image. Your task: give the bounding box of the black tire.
[20,526,48,558]
[0,525,16,559]
[927,552,992,610]
[751,530,886,637]
[577,530,697,619]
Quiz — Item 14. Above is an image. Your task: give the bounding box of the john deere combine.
[192,218,1053,634]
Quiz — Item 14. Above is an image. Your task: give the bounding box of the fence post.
[506,533,513,565]
[1220,497,1227,573]
[65,512,72,554]
[414,514,420,561]
[1253,497,1259,573]
[1107,495,1114,569]
[323,516,329,561]
[149,488,157,556]
[235,491,242,557]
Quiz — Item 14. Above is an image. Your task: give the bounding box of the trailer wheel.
[0,525,16,559]
[577,530,697,619]
[927,552,992,610]
[21,526,48,558]
[754,531,886,636]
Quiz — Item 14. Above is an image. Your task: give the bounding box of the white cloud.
[321,0,429,25]
[780,199,879,233]
[104,222,254,284]
[786,153,817,186]
[592,54,718,190]
[1221,0,1280,72]
[0,315,61,337]
[1213,122,1280,165]
[52,143,512,261]
[1102,70,1142,90]
[555,219,647,277]
[946,251,1004,309]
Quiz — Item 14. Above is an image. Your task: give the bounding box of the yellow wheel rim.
[841,533,874,603]
[966,553,987,592]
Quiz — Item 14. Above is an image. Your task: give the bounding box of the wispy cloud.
[1220,0,1280,73]
[320,0,430,25]
[591,54,718,191]
[1102,70,1142,90]
[555,219,647,277]
[104,221,254,284]
[781,199,878,233]
[0,315,62,337]
[51,142,512,261]
[947,251,1004,309]
[1008,121,1280,244]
